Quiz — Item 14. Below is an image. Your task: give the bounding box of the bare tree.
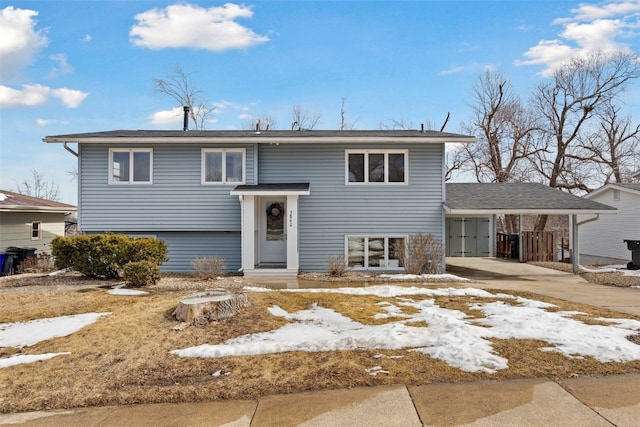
[153,66,217,130]
[530,51,640,230]
[578,100,640,185]
[450,69,541,184]
[290,105,321,130]
[339,96,358,130]
[378,118,414,130]
[242,114,277,131]
[14,169,60,201]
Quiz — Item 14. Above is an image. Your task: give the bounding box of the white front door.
[260,198,287,264]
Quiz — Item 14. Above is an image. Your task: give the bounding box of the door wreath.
[266,202,284,221]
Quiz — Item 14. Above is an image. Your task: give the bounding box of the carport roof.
[444,183,616,215]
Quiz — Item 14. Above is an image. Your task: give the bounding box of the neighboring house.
[579,183,640,265]
[44,129,475,275]
[0,190,77,254]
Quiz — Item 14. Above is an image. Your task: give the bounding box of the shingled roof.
[0,190,76,212]
[445,183,616,215]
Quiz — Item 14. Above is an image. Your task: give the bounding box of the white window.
[109,149,152,184]
[202,149,246,184]
[346,150,408,184]
[31,222,41,240]
[613,189,621,201]
[346,236,405,269]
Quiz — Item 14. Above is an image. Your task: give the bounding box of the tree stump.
[172,289,250,326]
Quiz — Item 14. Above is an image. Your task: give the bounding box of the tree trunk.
[173,290,250,326]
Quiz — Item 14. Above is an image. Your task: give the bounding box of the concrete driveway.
[446,257,640,317]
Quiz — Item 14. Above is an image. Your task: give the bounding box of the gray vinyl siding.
[91,231,240,273]
[258,143,444,271]
[78,143,255,232]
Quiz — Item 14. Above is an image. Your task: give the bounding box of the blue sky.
[1,1,639,204]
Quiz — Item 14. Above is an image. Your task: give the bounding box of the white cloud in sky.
[36,118,68,126]
[0,84,87,108]
[439,65,465,75]
[0,6,48,82]
[516,0,640,75]
[149,107,184,125]
[0,6,87,109]
[130,3,269,51]
[82,34,92,42]
[48,53,74,78]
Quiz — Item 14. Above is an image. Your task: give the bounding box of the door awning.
[230,183,310,196]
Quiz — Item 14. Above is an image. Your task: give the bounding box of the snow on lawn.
[0,312,110,369]
[379,273,469,282]
[581,264,640,277]
[107,288,149,296]
[0,313,111,348]
[172,286,640,373]
[0,353,71,369]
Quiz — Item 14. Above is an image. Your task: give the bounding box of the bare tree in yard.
[290,105,321,130]
[339,96,358,130]
[578,100,640,185]
[453,69,542,183]
[153,66,217,130]
[530,52,640,230]
[448,69,541,233]
[242,114,277,131]
[15,169,60,201]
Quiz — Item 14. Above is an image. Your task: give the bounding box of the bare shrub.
[191,256,226,280]
[394,233,444,275]
[327,255,347,277]
[16,253,55,274]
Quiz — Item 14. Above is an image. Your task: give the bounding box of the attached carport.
[444,183,617,273]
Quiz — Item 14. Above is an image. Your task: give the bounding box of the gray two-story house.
[44,129,475,276]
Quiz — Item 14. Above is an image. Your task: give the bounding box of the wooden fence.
[497,231,557,262]
[522,231,556,262]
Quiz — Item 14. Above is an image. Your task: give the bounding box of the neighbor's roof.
[43,129,476,144]
[0,190,77,213]
[444,183,616,215]
[585,182,640,199]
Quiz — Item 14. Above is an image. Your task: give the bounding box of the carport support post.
[572,214,579,274]
[518,214,524,263]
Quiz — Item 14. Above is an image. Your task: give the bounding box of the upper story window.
[202,148,245,184]
[109,149,152,184]
[613,189,621,201]
[346,150,408,184]
[31,221,41,240]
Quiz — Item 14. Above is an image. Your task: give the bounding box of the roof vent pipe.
[421,123,424,132]
[183,106,190,131]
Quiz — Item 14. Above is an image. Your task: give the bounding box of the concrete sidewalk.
[2,374,639,426]
[446,257,640,316]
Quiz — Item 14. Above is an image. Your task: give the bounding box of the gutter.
[576,214,599,226]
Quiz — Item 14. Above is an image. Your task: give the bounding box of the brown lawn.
[1,274,639,413]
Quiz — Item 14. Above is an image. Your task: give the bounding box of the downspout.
[571,214,600,274]
[64,142,78,157]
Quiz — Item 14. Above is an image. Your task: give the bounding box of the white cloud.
[0,83,49,107]
[0,6,49,82]
[130,3,269,51]
[48,53,74,78]
[0,84,87,108]
[36,118,68,126]
[439,65,465,75]
[149,107,183,125]
[82,34,92,42]
[516,0,640,75]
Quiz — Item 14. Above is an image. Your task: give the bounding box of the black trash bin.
[509,234,520,259]
[624,240,640,270]
[5,246,37,274]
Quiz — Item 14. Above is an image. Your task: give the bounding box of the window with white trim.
[346,150,407,184]
[202,148,246,184]
[31,221,41,240]
[109,149,152,184]
[346,236,405,269]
